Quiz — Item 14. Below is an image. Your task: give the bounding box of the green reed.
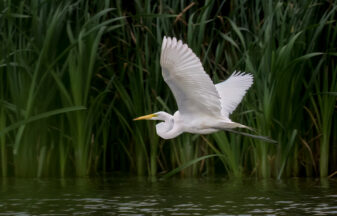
[0,0,122,177]
[0,0,336,178]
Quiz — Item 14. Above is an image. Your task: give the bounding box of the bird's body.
[134,36,254,140]
[153,110,247,139]
[155,111,220,139]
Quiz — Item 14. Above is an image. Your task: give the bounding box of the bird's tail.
[215,122,277,144]
[228,122,254,131]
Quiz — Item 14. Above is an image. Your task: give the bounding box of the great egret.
[134,36,274,143]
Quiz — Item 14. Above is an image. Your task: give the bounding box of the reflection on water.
[0,176,337,215]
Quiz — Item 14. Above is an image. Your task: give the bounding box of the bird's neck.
[156,111,182,139]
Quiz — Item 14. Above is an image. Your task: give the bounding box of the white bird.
[134,36,274,143]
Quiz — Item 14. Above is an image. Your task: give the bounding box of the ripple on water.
[0,178,337,215]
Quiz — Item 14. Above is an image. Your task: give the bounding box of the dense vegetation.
[0,0,336,178]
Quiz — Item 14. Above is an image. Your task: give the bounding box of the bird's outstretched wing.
[215,72,253,117]
[160,36,222,118]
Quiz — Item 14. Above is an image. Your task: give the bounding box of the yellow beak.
[133,113,157,121]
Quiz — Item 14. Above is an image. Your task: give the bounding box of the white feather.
[215,71,253,117]
[160,36,222,119]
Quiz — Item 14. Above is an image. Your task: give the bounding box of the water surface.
[0,176,337,215]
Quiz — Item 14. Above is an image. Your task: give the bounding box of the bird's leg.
[212,127,277,144]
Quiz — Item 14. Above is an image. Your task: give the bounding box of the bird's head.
[134,111,179,139]
[133,111,170,121]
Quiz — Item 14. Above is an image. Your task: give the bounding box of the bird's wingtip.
[231,70,254,79]
[162,36,185,48]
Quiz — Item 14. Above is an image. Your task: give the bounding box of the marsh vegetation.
[0,0,336,178]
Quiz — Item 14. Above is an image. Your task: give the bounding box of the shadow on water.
[0,176,337,215]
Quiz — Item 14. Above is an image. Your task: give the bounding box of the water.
[0,176,337,215]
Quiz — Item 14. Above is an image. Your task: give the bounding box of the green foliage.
[0,0,336,178]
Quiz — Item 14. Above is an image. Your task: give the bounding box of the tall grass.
[0,0,122,177]
[0,0,336,178]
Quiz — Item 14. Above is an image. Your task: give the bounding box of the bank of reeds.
[0,0,336,178]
